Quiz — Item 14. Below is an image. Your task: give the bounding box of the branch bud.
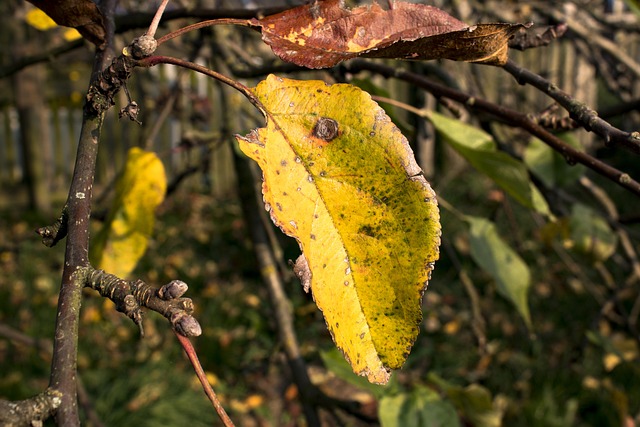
[158,280,189,300]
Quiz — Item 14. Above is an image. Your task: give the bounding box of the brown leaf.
[252,0,527,68]
[27,0,106,48]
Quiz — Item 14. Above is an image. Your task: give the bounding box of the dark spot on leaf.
[281,159,288,167]
[312,117,340,141]
[358,225,377,237]
[310,234,316,240]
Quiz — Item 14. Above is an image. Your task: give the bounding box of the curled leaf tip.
[253,0,527,68]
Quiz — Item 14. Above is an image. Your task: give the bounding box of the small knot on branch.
[171,312,202,337]
[78,267,201,337]
[0,388,63,426]
[509,23,567,51]
[158,280,189,300]
[119,101,142,124]
[126,35,158,60]
[36,207,68,247]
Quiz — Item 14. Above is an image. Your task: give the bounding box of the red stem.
[139,55,262,110]
[156,18,253,46]
[174,332,235,427]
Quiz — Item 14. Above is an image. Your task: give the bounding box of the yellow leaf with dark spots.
[237,76,441,384]
[91,148,166,278]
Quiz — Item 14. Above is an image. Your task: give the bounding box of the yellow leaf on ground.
[237,76,441,384]
[91,148,166,278]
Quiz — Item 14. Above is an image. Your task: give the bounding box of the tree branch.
[0,389,63,427]
[36,204,68,247]
[342,60,640,198]
[47,1,163,424]
[77,266,202,337]
[502,59,640,154]
[48,26,114,427]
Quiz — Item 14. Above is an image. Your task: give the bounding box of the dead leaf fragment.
[27,0,106,48]
[252,0,527,68]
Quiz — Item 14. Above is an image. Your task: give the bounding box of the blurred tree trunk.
[10,2,52,214]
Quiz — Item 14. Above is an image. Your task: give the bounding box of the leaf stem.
[145,0,171,38]
[139,55,260,108]
[156,18,253,46]
[174,332,235,427]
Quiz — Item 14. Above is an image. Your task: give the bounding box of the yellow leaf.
[91,148,166,278]
[25,8,57,31]
[63,28,82,41]
[237,76,441,384]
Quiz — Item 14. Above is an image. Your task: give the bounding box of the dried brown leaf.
[252,0,527,68]
[27,0,106,48]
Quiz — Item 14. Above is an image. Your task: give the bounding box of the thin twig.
[541,7,640,79]
[145,0,171,38]
[442,239,488,354]
[156,18,252,46]
[139,55,260,108]
[174,332,235,427]
[47,0,118,423]
[343,60,640,198]
[509,23,568,51]
[78,267,202,337]
[0,324,106,427]
[502,59,640,154]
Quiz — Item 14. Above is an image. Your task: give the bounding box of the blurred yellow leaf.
[26,0,106,47]
[603,335,639,372]
[24,8,82,41]
[245,394,264,409]
[443,319,461,335]
[237,75,441,384]
[604,353,622,372]
[25,8,57,31]
[91,148,166,278]
[63,28,82,41]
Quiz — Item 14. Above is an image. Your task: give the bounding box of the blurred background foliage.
[1,0,640,426]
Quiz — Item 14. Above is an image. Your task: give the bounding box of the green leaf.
[429,374,503,427]
[380,386,461,427]
[237,75,441,384]
[465,216,532,328]
[427,111,550,216]
[91,148,166,278]
[320,348,393,399]
[623,0,640,17]
[524,135,585,188]
[569,204,618,262]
